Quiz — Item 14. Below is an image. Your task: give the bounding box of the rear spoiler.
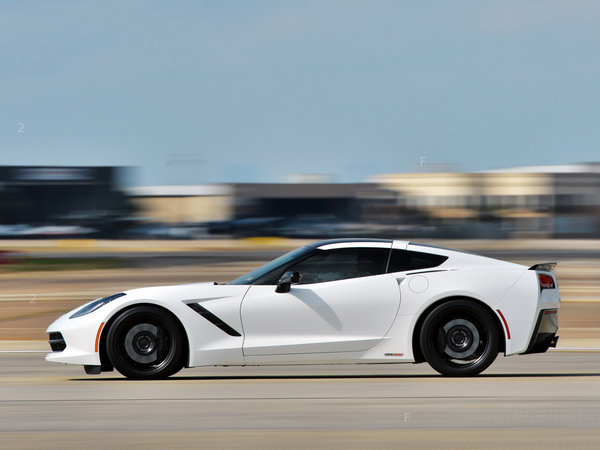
[529,262,557,271]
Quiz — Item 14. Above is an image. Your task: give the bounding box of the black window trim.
[271,246,393,286]
[386,248,449,274]
[233,242,448,286]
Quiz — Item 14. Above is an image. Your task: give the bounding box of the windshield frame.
[228,246,315,285]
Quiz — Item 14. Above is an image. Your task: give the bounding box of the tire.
[106,306,185,379]
[419,300,499,377]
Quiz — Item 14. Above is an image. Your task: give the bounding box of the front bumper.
[524,309,559,354]
[45,312,103,366]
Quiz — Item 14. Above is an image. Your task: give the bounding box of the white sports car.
[46,239,560,378]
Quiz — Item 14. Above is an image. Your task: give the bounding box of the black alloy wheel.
[106,306,185,379]
[420,299,500,377]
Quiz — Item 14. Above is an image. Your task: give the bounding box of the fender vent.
[186,303,241,337]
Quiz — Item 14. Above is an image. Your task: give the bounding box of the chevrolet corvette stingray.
[46,239,560,378]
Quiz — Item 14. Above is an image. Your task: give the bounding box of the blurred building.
[230,183,391,220]
[121,163,600,238]
[0,166,124,224]
[220,183,399,237]
[373,163,600,238]
[125,185,232,223]
[3,163,599,239]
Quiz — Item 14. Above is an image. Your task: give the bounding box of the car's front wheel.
[106,306,185,379]
[419,299,500,376]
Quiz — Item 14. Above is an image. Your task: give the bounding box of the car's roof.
[308,238,473,254]
[308,238,393,246]
[308,238,393,248]
[308,239,475,254]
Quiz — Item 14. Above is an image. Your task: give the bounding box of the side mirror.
[275,271,301,293]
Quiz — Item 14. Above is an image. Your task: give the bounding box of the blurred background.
[1,1,599,343]
[0,163,599,240]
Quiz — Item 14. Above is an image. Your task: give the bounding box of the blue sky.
[2,1,600,185]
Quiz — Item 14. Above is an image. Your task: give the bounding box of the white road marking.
[550,347,600,352]
[0,350,48,353]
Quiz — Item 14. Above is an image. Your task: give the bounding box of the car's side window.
[387,249,448,273]
[287,247,390,284]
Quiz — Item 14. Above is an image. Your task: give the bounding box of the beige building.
[372,164,600,237]
[125,185,233,223]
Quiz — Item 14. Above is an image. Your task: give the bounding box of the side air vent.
[186,303,241,337]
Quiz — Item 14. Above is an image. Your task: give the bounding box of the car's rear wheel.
[106,306,185,379]
[419,300,499,377]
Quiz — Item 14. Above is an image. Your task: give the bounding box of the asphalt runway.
[1,351,600,449]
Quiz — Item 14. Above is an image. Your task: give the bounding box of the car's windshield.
[229,246,314,285]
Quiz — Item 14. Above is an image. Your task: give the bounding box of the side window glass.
[387,249,448,273]
[288,248,390,284]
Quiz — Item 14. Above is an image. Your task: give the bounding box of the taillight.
[538,273,555,290]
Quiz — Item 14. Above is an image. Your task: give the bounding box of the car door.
[240,245,401,357]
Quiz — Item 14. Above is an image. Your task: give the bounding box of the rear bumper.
[523,309,559,354]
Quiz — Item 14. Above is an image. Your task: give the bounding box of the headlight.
[70,293,126,319]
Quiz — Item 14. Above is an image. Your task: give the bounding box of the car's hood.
[121,282,250,304]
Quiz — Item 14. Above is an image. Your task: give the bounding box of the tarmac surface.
[1,351,600,449]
